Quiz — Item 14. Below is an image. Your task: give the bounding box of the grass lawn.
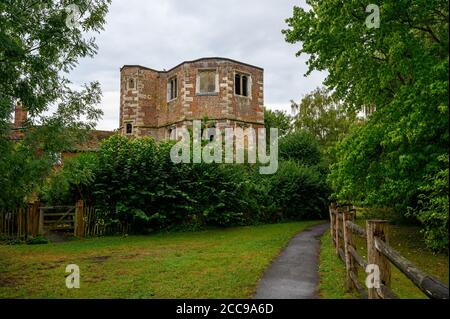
[0,221,321,298]
[319,216,449,299]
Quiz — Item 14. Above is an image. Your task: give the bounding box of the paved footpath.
[254,222,329,299]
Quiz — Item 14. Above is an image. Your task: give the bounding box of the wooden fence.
[329,203,449,299]
[0,202,41,240]
[74,200,129,237]
[1,200,119,240]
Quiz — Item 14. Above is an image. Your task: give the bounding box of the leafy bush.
[279,130,322,166]
[50,133,330,232]
[40,152,98,205]
[26,236,49,245]
[93,135,179,231]
[409,155,449,253]
[268,160,329,219]
[187,163,252,226]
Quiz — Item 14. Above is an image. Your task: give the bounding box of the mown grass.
[319,213,449,299]
[318,230,356,299]
[0,221,320,298]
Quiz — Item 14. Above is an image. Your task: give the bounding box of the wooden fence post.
[335,207,340,255]
[329,203,337,248]
[75,200,85,237]
[32,201,40,236]
[25,201,38,238]
[367,220,391,299]
[38,206,44,236]
[343,210,356,292]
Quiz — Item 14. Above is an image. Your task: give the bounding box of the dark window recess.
[242,75,248,97]
[205,128,215,141]
[126,123,132,134]
[235,73,249,97]
[128,78,135,89]
[235,74,241,95]
[169,77,177,100]
[169,126,177,139]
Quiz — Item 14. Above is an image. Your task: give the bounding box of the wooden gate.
[40,205,76,233]
[2,201,114,239]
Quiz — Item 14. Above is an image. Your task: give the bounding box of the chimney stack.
[14,101,28,128]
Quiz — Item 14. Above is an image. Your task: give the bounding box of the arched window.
[126,123,133,134]
[128,78,135,90]
[235,72,250,97]
[167,76,178,101]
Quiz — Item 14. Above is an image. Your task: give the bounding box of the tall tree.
[0,0,111,207]
[263,107,292,138]
[283,1,448,216]
[291,87,356,150]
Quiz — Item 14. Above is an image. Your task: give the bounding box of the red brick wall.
[120,58,264,141]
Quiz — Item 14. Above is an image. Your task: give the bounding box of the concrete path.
[254,222,329,299]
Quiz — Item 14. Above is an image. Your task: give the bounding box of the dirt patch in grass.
[0,277,19,287]
[86,255,111,263]
[84,274,104,283]
[35,261,64,270]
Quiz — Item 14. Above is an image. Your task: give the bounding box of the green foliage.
[291,87,356,154]
[93,135,170,230]
[284,0,448,250]
[269,160,329,219]
[0,1,111,208]
[26,236,49,245]
[279,130,322,166]
[264,108,292,138]
[40,152,99,205]
[71,134,330,232]
[92,136,254,230]
[1,141,54,207]
[409,155,449,253]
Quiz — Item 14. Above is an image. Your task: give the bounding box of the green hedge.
[42,132,330,232]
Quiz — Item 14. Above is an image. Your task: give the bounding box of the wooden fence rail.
[74,201,129,237]
[329,203,449,299]
[1,200,121,240]
[0,202,40,240]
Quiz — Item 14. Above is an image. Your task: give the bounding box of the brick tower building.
[119,57,264,141]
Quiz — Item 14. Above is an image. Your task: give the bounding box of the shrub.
[57,133,331,232]
[268,160,329,219]
[279,130,322,166]
[409,155,449,253]
[187,163,252,226]
[26,236,49,245]
[40,152,98,205]
[92,135,184,231]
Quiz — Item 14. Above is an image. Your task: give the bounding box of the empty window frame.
[168,76,178,101]
[235,73,250,97]
[126,123,133,134]
[128,78,136,90]
[197,69,217,94]
[168,126,177,140]
[203,127,216,142]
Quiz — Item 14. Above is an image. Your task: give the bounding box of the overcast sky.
[68,0,326,131]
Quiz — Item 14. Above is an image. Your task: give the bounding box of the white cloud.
[68,0,326,130]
